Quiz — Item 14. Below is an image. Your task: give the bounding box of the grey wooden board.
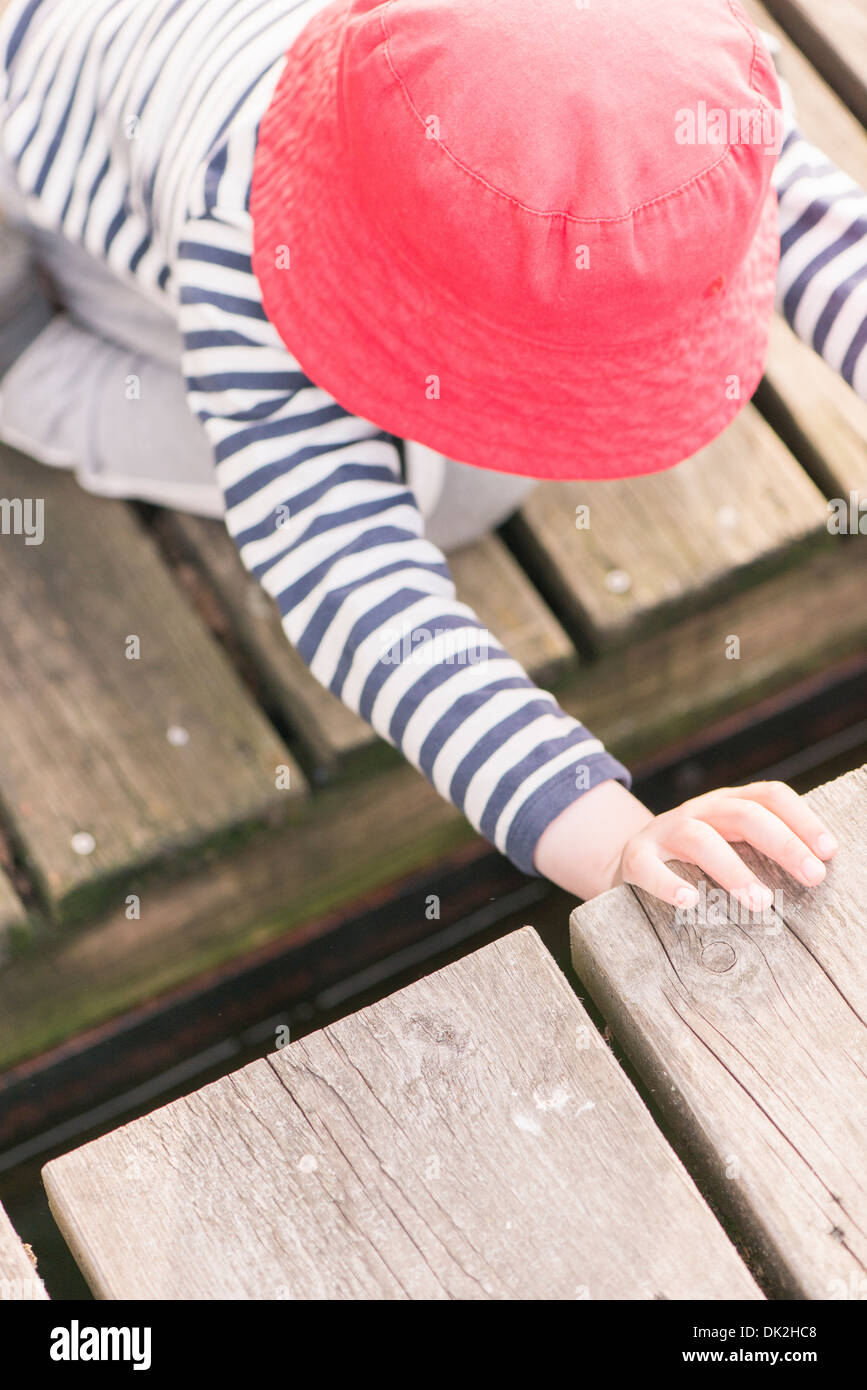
[158,512,371,777]
[763,0,867,127]
[448,532,575,688]
[570,763,867,1300]
[0,446,304,919]
[559,539,867,766]
[761,316,867,501]
[0,1201,47,1300]
[161,513,574,777]
[509,404,828,650]
[42,927,761,1300]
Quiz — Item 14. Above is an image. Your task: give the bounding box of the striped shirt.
[774,128,867,393]
[1,0,864,877]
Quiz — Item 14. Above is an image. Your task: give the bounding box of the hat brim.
[251,0,780,482]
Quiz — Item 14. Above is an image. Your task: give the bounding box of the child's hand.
[534,778,838,911]
[606,781,838,912]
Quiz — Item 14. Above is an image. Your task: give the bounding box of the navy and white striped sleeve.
[772,117,867,399]
[175,204,632,875]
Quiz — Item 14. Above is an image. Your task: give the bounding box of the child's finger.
[725,781,838,859]
[701,798,827,887]
[620,843,701,909]
[661,818,773,912]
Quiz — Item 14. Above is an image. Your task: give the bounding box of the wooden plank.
[0,1201,47,1299]
[159,514,574,779]
[0,445,305,923]
[156,512,372,781]
[448,533,575,688]
[762,0,867,127]
[1,541,865,1073]
[0,762,471,1073]
[559,537,867,764]
[508,404,828,650]
[760,316,867,499]
[42,927,761,1300]
[570,763,867,1300]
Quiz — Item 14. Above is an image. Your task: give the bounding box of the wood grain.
[570,763,867,1299]
[0,1201,46,1299]
[508,405,828,650]
[762,0,867,127]
[42,928,761,1300]
[0,446,305,921]
[160,514,574,779]
[760,316,867,500]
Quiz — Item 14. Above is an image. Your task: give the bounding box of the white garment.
[0,151,536,546]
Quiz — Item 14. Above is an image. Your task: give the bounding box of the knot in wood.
[701,940,737,973]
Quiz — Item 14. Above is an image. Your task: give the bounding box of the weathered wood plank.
[159,514,574,779]
[156,512,372,780]
[0,1201,47,1300]
[0,760,470,1072]
[760,316,867,500]
[762,0,867,127]
[2,541,865,1073]
[0,445,305,922]
[508,405,828,650]
[559,537,867,764]
[448,533,575,688]
[570,763,867,1300]
[42,928,761,1300]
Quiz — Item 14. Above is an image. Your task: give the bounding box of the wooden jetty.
[0,0,865,1104]
[37,761,867,1299]
[0,0,864,1300]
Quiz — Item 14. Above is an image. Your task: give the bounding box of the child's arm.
[175,194,839,908]
[175,203,633,882]
[770,50,866,398]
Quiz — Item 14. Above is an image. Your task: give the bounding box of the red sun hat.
[250,0,782,481]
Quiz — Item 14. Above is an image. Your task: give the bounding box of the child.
[0,0,860,912]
